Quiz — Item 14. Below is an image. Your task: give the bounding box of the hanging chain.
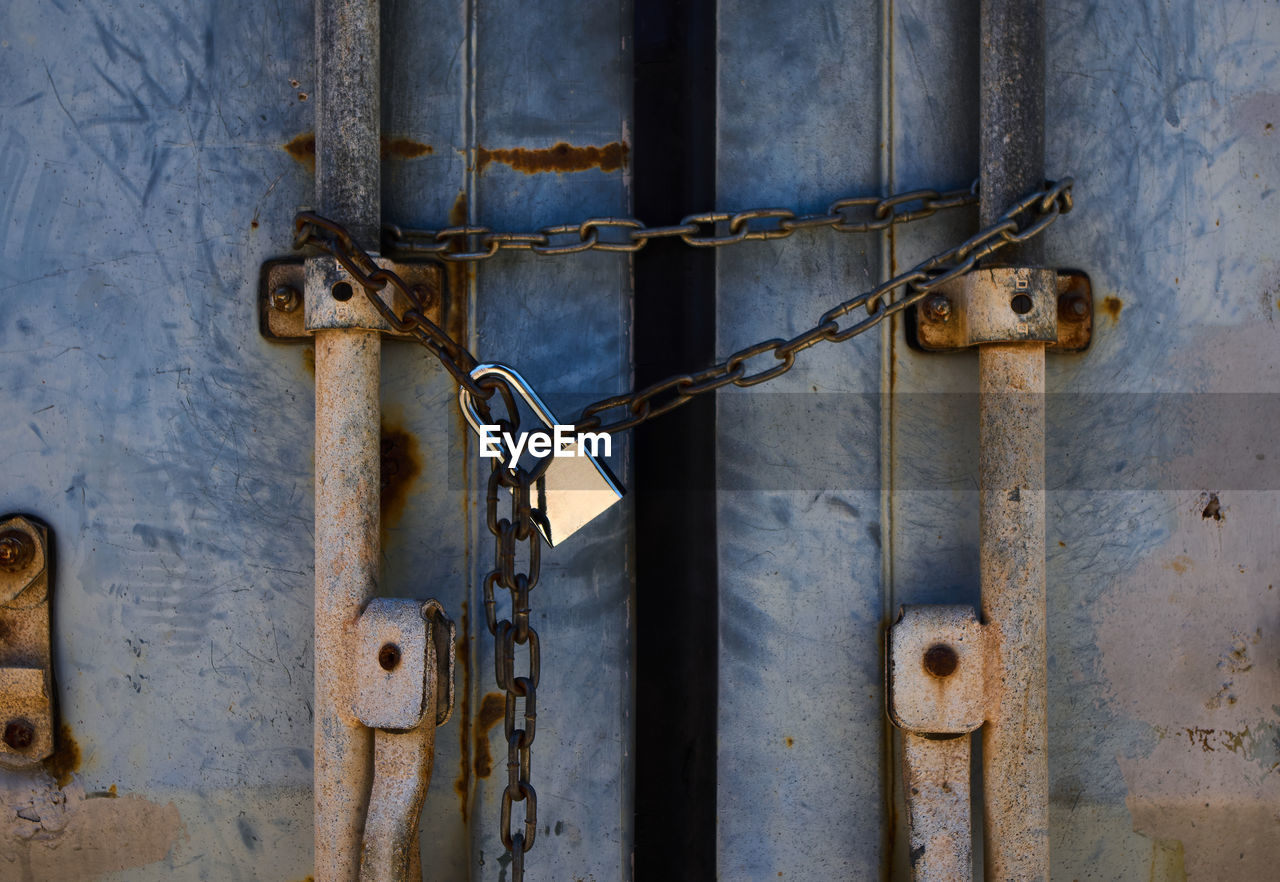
[483,429,545,882]
[382,182,979,260]
[295,175,1073,435]
[291,175,1074,881]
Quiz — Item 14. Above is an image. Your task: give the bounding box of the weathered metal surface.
[451,2,636,878]
[977,2,1050,877]
[0,517,55,769]
[978,346,1049,881]
[311,0,383,876]
[260,258,445,341]
[916,268,1094,351]
[888,605,986,735]
[0,0,1275,879]
[356,599,453,882]
[715,1,887,877]
[1,0,318,874]
[361,726,436,882]
[314,326,381,882]
[902,732,973,882]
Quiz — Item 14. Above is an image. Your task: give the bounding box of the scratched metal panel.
[891,1,1280,879]
[0,0,317,878]
[0,0,635,880]
[715,2,888,878]
[461,2,635,881]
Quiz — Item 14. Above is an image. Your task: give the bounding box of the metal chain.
[382,182,979,260]
[483,436,545,882]
[295,175,1073,436]
[291,175,1074,881]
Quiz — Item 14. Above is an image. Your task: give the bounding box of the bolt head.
[0,530,34,572]
[378,643,402,672]
[923,294,952,323]
[3,719,34,750]
[923,644,959,678]
[271,285,301,313]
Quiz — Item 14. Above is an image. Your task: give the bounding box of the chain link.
[381,182,979,260]
[291,175,1074,880]
[482,412,547,881]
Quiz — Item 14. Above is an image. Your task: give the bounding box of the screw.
[0,530,34,573]
[271,285,300,313]
[3,719,34,750]
[923,644,959,678]
[922,293,952,323]
[378,642,402,672]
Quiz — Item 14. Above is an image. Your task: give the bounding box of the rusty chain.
[382,182,979,260]
[292,175,1074,880]
[296,175,1073,436]
[483,437,545,881]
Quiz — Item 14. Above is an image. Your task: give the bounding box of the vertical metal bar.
[314,1,381,879]
[902,733,973,881]
[978,1,1048,879]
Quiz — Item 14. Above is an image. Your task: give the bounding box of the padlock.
[459,363,625,547]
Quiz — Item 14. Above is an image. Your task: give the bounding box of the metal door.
[1,0,1277,879]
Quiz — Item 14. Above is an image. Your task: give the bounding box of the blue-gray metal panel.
[464,2,635,881]
[0,0,317,878]
[0,0,635,879]
[891,0,1280,877]
[715,2,887,878]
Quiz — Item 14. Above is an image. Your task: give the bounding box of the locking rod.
[978,0,1050,878]
[313,0,382,878]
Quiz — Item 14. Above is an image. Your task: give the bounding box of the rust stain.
[784,736,795,748]
[381,137,434,160]
[283,133,433,172]
[1164,555,1193,575]
[473,692,506,779]
[476,141,629,175]
[44,723,81,788]
[283,132,316,172]
[380,418,422,528]
[303,345,315,377]
[1102,295,1124,321]
[454,602,472,821]
[444,191,473,349]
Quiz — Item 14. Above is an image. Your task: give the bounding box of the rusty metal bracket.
[353,598,455,732]
[887,605,987,882]
[353,598,455,882]
[0,515,55,769]
[258,256,447,341]
[913,266,1092,352]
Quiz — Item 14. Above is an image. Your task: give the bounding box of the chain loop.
[289,175,1075,881]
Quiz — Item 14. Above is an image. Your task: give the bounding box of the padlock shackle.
[459,363,565,465]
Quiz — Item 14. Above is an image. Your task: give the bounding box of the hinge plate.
[258,257,449,341]
[0,515,55,769]
[912,267,1092,352]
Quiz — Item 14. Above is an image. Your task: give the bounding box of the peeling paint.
[0,772,185,879]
